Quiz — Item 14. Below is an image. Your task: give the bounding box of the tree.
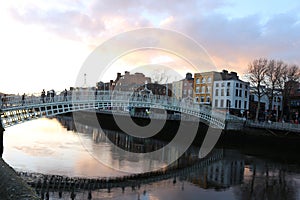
[264,60,287,120]
[247,58,268,122]
[278,64,300,120]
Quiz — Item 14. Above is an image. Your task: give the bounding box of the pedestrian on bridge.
[41,89,46,103]
[1,94,7,108]
[63,89,68,101]
[21,93,25,106]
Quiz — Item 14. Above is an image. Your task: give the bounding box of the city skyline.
[1,1,300,94]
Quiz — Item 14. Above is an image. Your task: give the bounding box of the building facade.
[193,71,221,104]
[213,79,250,114]
[172,73,194,99]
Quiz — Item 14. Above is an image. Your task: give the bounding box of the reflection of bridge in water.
[17,116,246,199]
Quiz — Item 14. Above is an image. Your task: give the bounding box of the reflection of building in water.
[189,149,244,189]
[56,116,245,189]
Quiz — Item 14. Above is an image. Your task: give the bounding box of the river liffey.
[3,117,300,200]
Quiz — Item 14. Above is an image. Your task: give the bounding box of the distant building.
[114,71,151,92]
[194,71,221,104]
[96,71,151,92]
[172,73,194,99]
[213,70,250,116]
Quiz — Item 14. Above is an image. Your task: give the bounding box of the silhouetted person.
[58,190,62,198]
[88,191,92,200]
[1,94,7,108]
[63,89,68,101]
[41,89,46,103]
[70,190,76,200]
[21,93,25,105]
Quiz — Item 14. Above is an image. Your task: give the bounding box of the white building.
[213,79,250,113]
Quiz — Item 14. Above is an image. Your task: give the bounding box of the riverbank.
[0,158,39,200]
[73,111,300,147]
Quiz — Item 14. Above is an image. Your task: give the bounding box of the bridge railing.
[246,120,300,132]
[0,90,229,123]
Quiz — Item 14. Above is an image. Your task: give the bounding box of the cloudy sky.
[1,0,300,94]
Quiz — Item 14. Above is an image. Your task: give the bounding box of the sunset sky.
[1,0,300,94]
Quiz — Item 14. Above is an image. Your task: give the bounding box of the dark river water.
[3,116,300,200]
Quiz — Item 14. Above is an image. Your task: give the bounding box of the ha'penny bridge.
[0,89,299,199]
[0,90,227,129]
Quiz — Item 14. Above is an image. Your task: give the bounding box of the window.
[216,83,219,87]
[201,86,206,93]
[235,89,238,96]
[195,97,199,103]
[227,82,231,87]
[188,89,192,95]
[202,78,206,83]
[220,99,224,108]
[244,101,247,109]
[196,78,200,84]
[215,89,219,96]
[207,86,211,93]
[196,86,200,94]
[227,88,230,96]
[215,99,218,107]
[235,100,238,108]
[183,89,187,95]
[239,100,241,108]
[245,85,248,89]
[226,100,231,108]
[239,90,242,97]
[236,83,239,87]
[206,96,210,103]
[207,77,212,83]
[221,82,225,87]
[221,89,224,96]
[201,96,204,102]
[245,91,248,98]
[184,82,187,86]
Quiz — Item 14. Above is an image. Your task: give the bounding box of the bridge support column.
[0,111,4,157]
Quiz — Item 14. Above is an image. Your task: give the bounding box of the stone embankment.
[0,158,39,200]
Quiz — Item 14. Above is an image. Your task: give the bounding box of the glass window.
[207,77,212,83]
[207,86,211,93]
[227,88,230,96]
[220,99,224,107]
[201,96,204,102]
[221,82,225,87]
[202,77,206,83]
[244,101,247,109]
[196,86,200,94]
[206,96,210,103]
[221,89,224,96]
[215,89,219,96]
[196,78,200,84]
[239,90,242,97]
[201,86,206,93]
[227,82,231,87]
[235,89,238,96]
[236,83,239,87]
[216,83,219,87]
[215,99,218,107]
[245,91,248,98]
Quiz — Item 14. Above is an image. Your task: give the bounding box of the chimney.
[125,71,130,75]
[185,73,192,80]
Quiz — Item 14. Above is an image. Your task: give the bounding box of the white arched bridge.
[0,90,228,129]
